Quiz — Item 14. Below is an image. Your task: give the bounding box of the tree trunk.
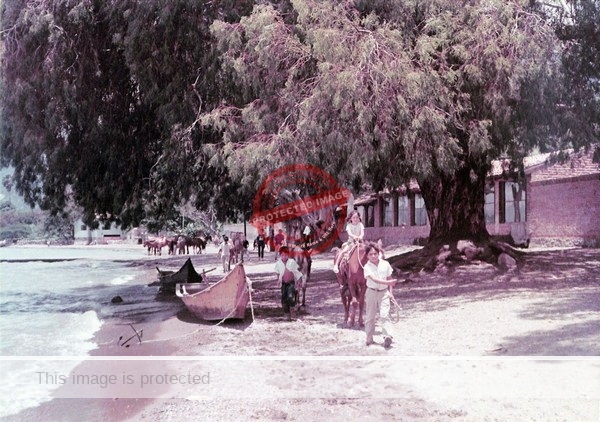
[419,165,490,248]
[390,169,499,272]
[387,165,524,273]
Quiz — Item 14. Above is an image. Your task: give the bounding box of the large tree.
[1,0,597,254]
[551,0,600,153]
[1,0,159,226]
[0,0,255,227]
[199,0,598,259]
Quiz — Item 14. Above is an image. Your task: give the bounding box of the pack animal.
[292,247,312,308]
[176,236,187,254]
[187,237,207,254]
[229,233,246,264]
[143,236,169,256]
[334,241,367,327]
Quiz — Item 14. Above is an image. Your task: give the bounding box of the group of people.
[216,234,249,272]
[250,227,287,261]
[216,226,289,274]
[216,211,397,347]
[271,210,398,348]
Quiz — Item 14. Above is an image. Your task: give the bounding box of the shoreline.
[2,245,599,421]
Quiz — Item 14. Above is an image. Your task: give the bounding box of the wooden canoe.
[176,264,249,321]
[156,257,203,294]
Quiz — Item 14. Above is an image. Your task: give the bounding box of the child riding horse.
[333,211,364,273]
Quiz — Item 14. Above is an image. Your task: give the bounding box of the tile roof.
[529,150,600,183]
[490,152,553,177]
[490,149,600,181]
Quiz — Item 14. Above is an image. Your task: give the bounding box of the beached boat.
[155,257,205,294]
[176,264,250,321]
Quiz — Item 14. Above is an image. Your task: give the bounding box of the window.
[397,196,410,226]
[383,197,393,227]
[500,181,526,223]
[359,205,375,228]
[81,225,87,231]
[485,183,495,224]
[413,194,428,226]
[379,193,427,227]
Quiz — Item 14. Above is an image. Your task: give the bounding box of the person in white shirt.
[217,235,231,272]
[274,246,303,320]
[363,243,397,347]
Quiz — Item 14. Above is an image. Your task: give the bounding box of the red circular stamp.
[250,164,350,256]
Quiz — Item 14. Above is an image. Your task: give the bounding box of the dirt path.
[124,246,599,421]
[7,245,597,421]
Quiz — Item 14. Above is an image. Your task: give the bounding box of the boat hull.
[177,264,249,321]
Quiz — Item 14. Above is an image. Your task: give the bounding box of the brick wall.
[528,176,600,246]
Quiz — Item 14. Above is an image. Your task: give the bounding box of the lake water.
[0,245,179,418]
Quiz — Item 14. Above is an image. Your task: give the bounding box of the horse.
[155,236,170,255]
[187,237,207,254]
[176,236,187,254]
[143,236,169,256]
[168,235,206,255]
[334,241,368,327]
[229,232,246,264]
[143,238,155,255]
[167,237,178,255]
[292,247,312,308]
[334,247,353,326]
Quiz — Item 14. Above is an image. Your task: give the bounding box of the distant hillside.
[0,167,51,242]
[0,167,34,211]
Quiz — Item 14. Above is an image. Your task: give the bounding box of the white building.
[73,218,125,244]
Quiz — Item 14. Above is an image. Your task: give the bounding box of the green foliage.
[201,0,590,240]
[0,0,597,243]
[208,0,560,175]
[0,201,46,240]
[0,0,256,230]
[581,237,600,249]
[1,0,160,226]
[0,224,31,241]
[42,213,74,243]
[2,174,12,194]
[0,200,15,213]
[554,0,600,150]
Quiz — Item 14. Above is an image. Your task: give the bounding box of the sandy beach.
[2,243,599,421]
